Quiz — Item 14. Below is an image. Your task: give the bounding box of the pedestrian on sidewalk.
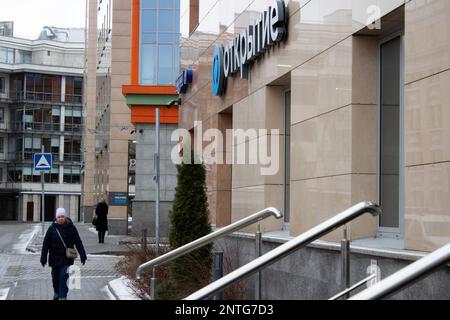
[40,208,87,300]
[95,200,109,244]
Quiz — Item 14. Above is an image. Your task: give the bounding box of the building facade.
[179,0,450,299]
[122,0,180,237]
[84,0,137,234]
[0,26,84,222]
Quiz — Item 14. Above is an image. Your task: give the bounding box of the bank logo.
[212,46,226,96]
[212,0,287,96]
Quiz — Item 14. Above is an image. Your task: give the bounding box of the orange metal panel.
[130,105,179,124]
[131,0,140,85]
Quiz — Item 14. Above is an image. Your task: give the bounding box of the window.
[0,137,4,153]
[0,77,5,93]
[64,138,81,161]
[8,168,21,182]
[0,168,3,183]
[64,167,81,184]
[25,73,61,102]
[0,47,15,64]
[17,50,32,64]
[140,0,180,85]
[64,107,82,132]
[65,77,83,103]
[0,108,4,123]
[377,34,404,238]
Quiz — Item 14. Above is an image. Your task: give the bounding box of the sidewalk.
[3,222,143,300]
[26,222,132,255]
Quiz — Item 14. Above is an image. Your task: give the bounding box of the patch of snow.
[101,285,117,300]
[0,288,10,300]
[108,276,141,300]
[13,224,40,254]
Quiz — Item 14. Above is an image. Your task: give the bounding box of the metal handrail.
[329,274,377,300]
[185,201,380,300]
[349,243,450,300]
[135,207,283,279]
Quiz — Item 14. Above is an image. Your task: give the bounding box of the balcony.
[10,121,61,133]
[63,153,82,162]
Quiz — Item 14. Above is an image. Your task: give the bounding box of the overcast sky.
[0,0,86,40]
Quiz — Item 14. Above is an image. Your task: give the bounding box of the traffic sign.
[34,153,52,171]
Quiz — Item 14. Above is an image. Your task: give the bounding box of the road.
[0,222,123,300]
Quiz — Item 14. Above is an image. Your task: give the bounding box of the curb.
[107,282,120,300]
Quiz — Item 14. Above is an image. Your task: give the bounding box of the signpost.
[34,149,52,236]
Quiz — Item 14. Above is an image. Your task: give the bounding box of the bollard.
[341,226,350,298]
[255,225,262,300]
[212,251,224,300]
[142,229,148,252]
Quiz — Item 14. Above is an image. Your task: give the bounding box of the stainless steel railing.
[349,243,450,300]
[185,201,380,300]
[135,207,283,299]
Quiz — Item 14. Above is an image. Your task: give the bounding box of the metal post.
[155,107,160,256]
[150,267,157,300]
[142,229,148,252]
[41,146,45,236]
[341,225,350,298]
[255,224,262,300]
[212,251,224,300]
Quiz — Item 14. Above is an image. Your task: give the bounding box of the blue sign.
[34,153,52,171]
[108,192,128,206]
[212,46,226,96]
[176,69,193,94]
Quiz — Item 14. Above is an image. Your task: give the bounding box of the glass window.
[142,10,157,32]
[378,36,402,232]
[141,44,157,84]
[142,33,157,43]
[159,10,174,32]
[0,78,5,93]
[158,45,173,84]
[0,108,4,123]
[51,167,59,183]
[159,0,174,9]
[0,137,4,153]
[142,0,157,8]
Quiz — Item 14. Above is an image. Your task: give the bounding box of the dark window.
[0,137,4,153]
[0,108,4,123]
[65,77,83,103]
[64,167,80,184]
[0,77,5,93]
[25,73,61,102]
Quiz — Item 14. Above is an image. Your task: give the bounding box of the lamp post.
[150,98,180,300]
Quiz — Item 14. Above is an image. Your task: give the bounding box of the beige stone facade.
[83,0,134,234]
[179,0,450,252]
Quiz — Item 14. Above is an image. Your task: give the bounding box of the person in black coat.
[40,208,87,300]
[95,200,109,243]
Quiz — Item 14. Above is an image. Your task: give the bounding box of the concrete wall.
[215,235,450,300]
[132,123,178,237]
[132,200,171,238]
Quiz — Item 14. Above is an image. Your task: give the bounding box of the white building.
[0,25,85,222]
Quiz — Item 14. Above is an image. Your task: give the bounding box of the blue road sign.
[34,153,52,171]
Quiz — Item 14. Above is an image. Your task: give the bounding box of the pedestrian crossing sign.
[34,153,52,171]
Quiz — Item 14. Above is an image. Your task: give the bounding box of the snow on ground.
[101,285,117,300]
[0,288,10,300]
[12,224,40,254]
[108,276,142,300]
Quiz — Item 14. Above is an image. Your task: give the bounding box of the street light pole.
[155,107,160,256]
[41,145,45,236]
